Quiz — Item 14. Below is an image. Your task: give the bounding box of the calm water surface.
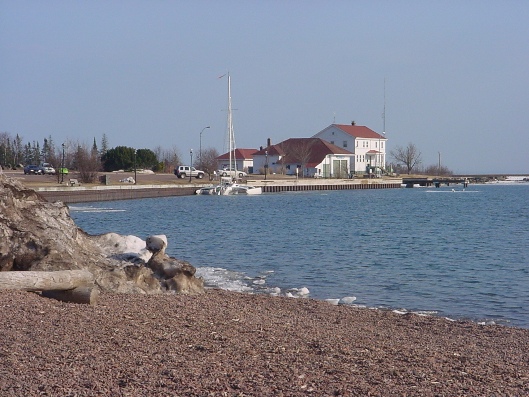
[71,184,529,328]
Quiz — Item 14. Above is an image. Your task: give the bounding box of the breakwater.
[261,181,400,193]
[37,179,402,203]
[37,185,196,204]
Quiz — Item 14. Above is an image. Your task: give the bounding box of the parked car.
[217,168,247,178]
[23,165,42,175]
[38,163,56,175]
[174,165,205,179]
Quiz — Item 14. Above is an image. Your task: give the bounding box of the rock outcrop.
[0,173,204,295]
[146,235,204,294]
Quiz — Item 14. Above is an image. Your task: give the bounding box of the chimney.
[267,138,271,148]
[351,121,356,126]
[259,146,263,151]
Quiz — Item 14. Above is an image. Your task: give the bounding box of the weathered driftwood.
[0,270,94,291]
[0,270,98,304]
[42,286,100,305]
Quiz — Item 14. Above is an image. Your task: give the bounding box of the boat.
[196,73,262,196]
[195,177,262,195]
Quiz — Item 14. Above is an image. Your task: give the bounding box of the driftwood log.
[42,286,100,305]
[0,270,98,305]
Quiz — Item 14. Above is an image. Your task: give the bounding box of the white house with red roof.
[216,148,257,173]
[253,138,354,178]
[312,123,387,175]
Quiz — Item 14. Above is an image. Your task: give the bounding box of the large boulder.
[146,235,204,294]
[0,173,204,295]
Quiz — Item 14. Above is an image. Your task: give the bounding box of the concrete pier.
[35,179,402,204]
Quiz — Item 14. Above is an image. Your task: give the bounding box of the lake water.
[70,183,529,328]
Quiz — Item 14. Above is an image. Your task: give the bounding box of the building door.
[333,160,348,178]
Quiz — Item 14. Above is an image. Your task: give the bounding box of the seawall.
[36,184,197,204]
[260,181,400,193]
[36,179,402,204]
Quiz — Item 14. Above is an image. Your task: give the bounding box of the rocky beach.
[2,288,529,396]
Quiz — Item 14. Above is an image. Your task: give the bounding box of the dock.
[402,178,469,188]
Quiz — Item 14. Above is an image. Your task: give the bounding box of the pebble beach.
[1,289,528,396]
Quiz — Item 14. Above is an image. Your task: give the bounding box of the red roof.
[217,148,258,160]
[256,138,353,167]
[332,124,385,139]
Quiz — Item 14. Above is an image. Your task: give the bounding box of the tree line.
[0,132,219,183]
[1,131,451,180]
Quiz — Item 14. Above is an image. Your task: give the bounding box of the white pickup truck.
[174,166,205,179]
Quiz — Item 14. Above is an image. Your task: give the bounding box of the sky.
[1,0,528,174]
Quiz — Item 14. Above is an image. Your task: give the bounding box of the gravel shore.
[1,289,528,396]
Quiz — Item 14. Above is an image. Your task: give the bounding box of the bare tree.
[198,147,219,177]
[288,139,314,177]
[75,143,101,183]
[155,145,182,173]
[390,143,422,175]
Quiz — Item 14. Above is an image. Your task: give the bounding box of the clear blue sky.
[1,1,528,174]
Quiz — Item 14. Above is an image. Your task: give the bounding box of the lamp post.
[134,149,137,185]
[60,143,65,184]
[264,150,268,180]
[189,149,193,183]
[199,126,210,170]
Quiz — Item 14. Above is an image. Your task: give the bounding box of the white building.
[312,123,387,176]
[252,138,354,178]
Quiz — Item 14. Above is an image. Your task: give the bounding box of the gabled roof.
[328,124,386,139]
[217,148,257,160]
[255,138,353,167]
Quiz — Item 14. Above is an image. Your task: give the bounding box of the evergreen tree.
[101,146,136,171]
[14,134,23,166]
[92,137,98,156]
[100,134,109,157]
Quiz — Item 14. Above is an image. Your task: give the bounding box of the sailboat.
[196,74,262,196]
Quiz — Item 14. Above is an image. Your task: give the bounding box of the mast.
[380,78,386,170]
[226,73,237,174]
[383,78,386,135]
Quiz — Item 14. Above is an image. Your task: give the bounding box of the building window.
[375,142,378,148]
[356,140,359,147]
[343,141,347,148]
[330,141,334,145]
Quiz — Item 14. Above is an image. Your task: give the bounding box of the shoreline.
[1,288,528,396]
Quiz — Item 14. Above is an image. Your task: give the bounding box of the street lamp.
[264,150,268,180]
[134,149,137,185]
[60,143,65,184]
[189,149,193,183]
[199,126,210,170]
